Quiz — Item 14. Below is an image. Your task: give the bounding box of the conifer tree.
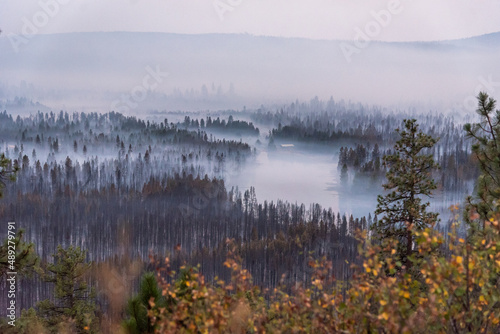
[0,153,18,198]
[0,229,38,278]
[37,246,97,333]
[0,153,36,278]
[372,119,439,264]
[464,92,500,223]
[123,272,165,334]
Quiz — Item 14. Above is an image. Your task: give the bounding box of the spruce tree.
[372,119,439,264]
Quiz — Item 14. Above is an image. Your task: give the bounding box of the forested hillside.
[0,94,497,333]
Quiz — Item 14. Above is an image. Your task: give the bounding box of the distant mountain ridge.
[1,31,499,112]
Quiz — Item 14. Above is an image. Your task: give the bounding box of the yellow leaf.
[186,281,190,287]
[403,291,410,299]
[456,256,463,265]
[381,312,389,321]
[391,249,396,255]
[459,238,465,243]
[373,269,378,277]
[380,300,387,306]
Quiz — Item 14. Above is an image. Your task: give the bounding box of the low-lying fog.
[226,144,469,222]
[1,30,488,222]
[3,123,467,223]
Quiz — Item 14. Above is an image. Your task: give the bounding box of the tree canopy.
[464,92,500,223]
[372,119,439,264]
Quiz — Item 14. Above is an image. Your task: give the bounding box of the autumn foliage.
[141,216,500,334]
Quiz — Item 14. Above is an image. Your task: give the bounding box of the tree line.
[1,93,498,332]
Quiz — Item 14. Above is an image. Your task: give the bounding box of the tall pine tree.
[0,153,37,278]
[0,153,18,198]
[464,92,500,224]
[372,119,439,264]
[37,246,98,333]
[123,272,165,334]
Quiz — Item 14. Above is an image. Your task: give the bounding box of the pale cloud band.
[1,0,500,42]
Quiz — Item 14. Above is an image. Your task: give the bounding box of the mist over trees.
[0,93,495,332]
[0,108,369,316]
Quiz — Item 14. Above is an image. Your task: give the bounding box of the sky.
[1,0,500,42]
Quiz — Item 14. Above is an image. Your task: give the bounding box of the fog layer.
[1,32,499,112]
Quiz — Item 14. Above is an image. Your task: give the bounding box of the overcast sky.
[1,0,500,42]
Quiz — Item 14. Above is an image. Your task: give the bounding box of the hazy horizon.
[3,1,500,42]
[2,31,500,114]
